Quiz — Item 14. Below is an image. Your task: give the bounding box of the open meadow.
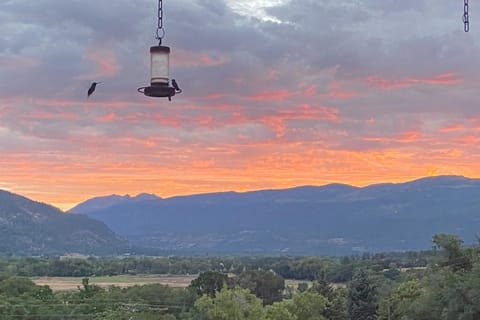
[32,274,198,291]
[32,274,315,292]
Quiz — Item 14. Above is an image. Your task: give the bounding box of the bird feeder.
[138,0,181,100]
[138,46,176,98]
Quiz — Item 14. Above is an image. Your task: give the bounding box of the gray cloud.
[1,0,479,153]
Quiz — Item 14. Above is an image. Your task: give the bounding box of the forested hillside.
[0,190,130,255]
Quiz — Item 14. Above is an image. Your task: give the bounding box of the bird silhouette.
[87,82,101,97]
[171,79,182,93]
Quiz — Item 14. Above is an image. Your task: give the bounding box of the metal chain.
[464,0,469,32]
[156,0,165,44]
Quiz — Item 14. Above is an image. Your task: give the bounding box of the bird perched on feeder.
[87,82,101,97]
[171,79,182,93]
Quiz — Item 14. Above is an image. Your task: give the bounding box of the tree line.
[0,250,432,282]
[0,233,478,319]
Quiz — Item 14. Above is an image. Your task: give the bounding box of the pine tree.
[347,269,377,320]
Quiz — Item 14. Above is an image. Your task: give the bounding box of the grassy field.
[33,275,331,292]
[32,274,198,291]
[284,279,312,288]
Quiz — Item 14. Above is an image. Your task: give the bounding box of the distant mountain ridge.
[0,190,130,255]
[68,193,160,214]
[69,175,480,255]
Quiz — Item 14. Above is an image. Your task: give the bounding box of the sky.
[1,0,480,210]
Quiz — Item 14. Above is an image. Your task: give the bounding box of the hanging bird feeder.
[138,0,182,100]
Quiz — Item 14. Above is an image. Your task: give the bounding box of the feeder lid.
[150,46,171,53]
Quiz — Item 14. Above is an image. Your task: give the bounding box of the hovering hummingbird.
[87,82,101,97]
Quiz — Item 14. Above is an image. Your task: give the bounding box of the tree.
[409,262,480,320]
[291,258,326,280]
[32,285,55,301]
[265,300,297,320]
[310,279,347,320]
[237,270,285,305]
[432,234,472,272]
[383,263,401,281]
[77,277,103,299]
[348,269,378,320]
[290,291,328,320]
[123,283,196,317]
[378,279,422,320]
[310,279,334,299]
[189,271,229,297]
[0,277,37,297]
[325,288,348,320]
[195,287,265,320]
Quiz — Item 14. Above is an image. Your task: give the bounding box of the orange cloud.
[247,90,292,101]
[255,104,339,137]
[364,130,421,143]
[288,104,339,121]
[322,90,358,99]
[440,124,465,133]
[397,131,419,142]
[321,81,359,99]
[193,115,215,128]
[96,112,117,122]
[151,114,182,127]
[467,116,480,131]
[107,112,182,127]
[22,111,79,121]
[204,94,226,100]
[455,135,480,145]
[368,73,462,90]
[81,45,120,78]
[416,73,463,85]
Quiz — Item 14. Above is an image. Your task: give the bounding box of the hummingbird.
[87,82,101,97]
[171,79,182,93]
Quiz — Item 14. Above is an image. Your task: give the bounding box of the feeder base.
[138,85,176,99]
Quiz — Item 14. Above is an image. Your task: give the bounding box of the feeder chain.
[464,0,469,32]
[156,0,165,44]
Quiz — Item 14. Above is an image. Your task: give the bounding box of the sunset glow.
[1,0,480,211]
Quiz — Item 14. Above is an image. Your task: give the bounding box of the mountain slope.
[0,190,130,255]
[70,176,480,255]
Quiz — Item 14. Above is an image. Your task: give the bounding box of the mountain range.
[67,175,480,255]
[0,190,130,255]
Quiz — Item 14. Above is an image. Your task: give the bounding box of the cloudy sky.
[1,0,480,210]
